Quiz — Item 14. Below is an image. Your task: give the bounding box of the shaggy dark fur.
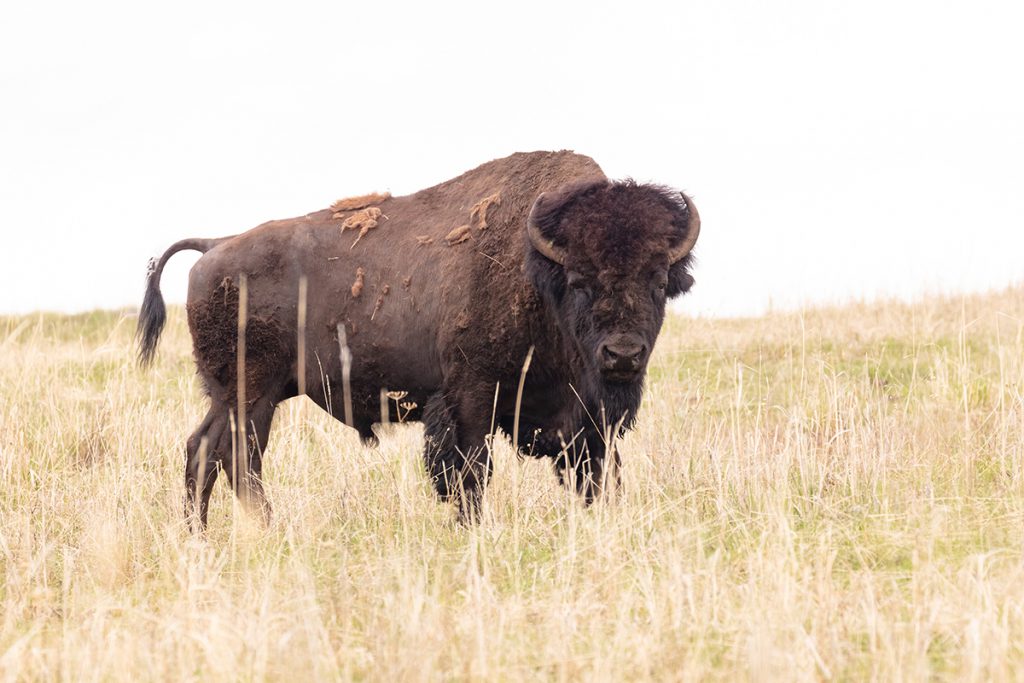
[185,277,291,403]
[136,151,700,526]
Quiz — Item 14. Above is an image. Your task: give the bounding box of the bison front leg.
[555,428,621,505]
[422,391,493,522]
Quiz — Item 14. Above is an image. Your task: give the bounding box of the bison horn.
[667,192,701,264]
[527,193,568,266]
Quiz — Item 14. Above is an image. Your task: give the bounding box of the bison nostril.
[601,342,646,369]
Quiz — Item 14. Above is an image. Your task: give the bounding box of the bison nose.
[600,338,647,373]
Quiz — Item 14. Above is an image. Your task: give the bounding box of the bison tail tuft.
[135,236,233,367]
[137,257,167,367]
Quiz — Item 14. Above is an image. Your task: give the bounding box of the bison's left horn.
[527,193,568,266]
[667,192,701,264]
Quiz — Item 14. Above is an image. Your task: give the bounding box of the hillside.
[2,288,1024,680]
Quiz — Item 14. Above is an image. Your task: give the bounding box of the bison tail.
[136,237,232,367]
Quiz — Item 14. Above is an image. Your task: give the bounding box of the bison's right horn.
[667,192,701,264]
[527,193,568,266]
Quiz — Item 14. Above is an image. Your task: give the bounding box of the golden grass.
[3,288,1024,680]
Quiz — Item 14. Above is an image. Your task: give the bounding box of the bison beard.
[136,151,699,527]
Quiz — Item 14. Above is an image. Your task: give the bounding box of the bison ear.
[666,270,694,298]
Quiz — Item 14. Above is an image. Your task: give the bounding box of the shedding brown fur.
[469,191,501,230]
[331,192,391,215]
[445,224,472,246]
[351,267,365,298]
[342,207,384,249]
[186,278,288,403]
[415,235,434,245]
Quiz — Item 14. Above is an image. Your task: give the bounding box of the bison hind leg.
[185,403,228,531]
[184,389,281,530]
[220,395,276,525]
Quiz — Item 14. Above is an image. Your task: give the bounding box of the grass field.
[3,288,1024,680]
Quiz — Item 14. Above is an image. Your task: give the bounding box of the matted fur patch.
[469,191,501,230]
[351,267,365,298]
[342,207,384,249]
[445,224,472,246]
[331,192,391,216]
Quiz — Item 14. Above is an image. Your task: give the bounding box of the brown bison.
[137,151,699,526]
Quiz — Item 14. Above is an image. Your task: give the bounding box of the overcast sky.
[1,0,1022,318]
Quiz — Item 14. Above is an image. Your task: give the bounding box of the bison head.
[525,179,699,395]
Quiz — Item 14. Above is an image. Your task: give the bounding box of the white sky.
[1,0,1022,318]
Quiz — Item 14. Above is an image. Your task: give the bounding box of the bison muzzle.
[137,151,700,527]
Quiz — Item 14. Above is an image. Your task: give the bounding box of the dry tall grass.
[3,288,1024,680]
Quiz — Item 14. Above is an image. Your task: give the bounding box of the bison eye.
[653,274,669,297]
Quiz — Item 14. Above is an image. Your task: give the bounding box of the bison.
[137,151,699,526]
